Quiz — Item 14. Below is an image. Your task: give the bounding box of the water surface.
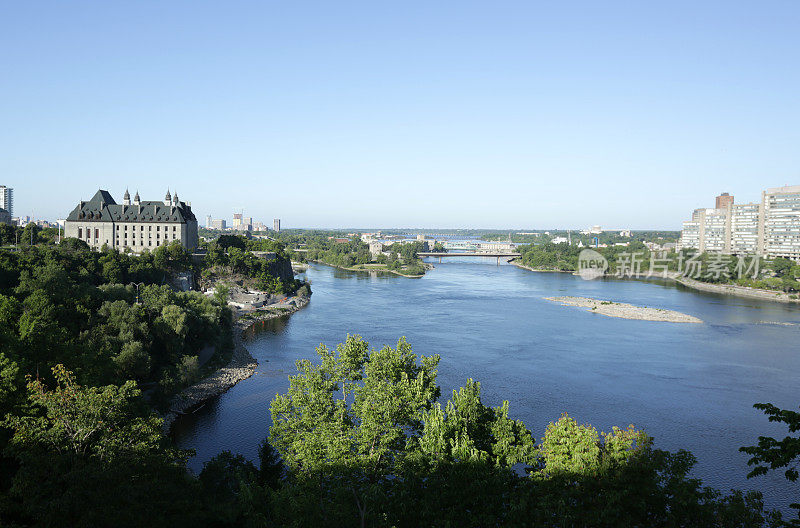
[173,259,800,510]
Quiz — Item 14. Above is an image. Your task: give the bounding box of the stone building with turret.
[64,189,198,252]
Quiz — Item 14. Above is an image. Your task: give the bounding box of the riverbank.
[510,260,574,273]
[673,275,800,304]
[311,259,432,278]
[511,259,800,305]
[544,296,703,323]
[162,295,311,432]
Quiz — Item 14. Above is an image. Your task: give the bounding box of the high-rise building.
[730,203,761,255]
[273,218,281,232]
[679,186,800,259]
[206,215,213,228]
[762,185,800,259]
[715,192,734,209]
[0,186,13,217]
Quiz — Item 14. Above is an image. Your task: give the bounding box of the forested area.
[200,235,304,294]
[0,234,308,526]
[1,304,798,526]
[0,237,798,527]
[518,242,800,293]
[518,241,650,273]
[268,230,429,276]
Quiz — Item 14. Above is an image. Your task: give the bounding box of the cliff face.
[197,252,296,293]
[265,254,294,283]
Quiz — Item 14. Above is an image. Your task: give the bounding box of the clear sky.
[1,1,798,229]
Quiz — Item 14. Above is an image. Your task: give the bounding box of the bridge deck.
[418,252,521,258]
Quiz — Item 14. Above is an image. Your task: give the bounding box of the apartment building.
[0,186,12,217]
[762,185,800,259]
[679,186,800,259]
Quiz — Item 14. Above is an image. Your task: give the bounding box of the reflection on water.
[244,315,291,338]
[174,260,800,511]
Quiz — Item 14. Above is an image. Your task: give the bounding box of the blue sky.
[1,1,798,229]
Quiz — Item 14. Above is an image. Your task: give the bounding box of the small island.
[545,296,703,324]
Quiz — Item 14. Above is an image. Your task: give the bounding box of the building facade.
[679,186,800,259]
[65,189,199,253]
[762,186,800,259]
[715,192,734,209]
[273,218,281,232]
[0,186,12,217]
[0,207,10,225]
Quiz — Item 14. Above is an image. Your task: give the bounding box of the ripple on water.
[174,262,800,512]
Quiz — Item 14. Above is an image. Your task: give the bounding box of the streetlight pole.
[130,282,145,304]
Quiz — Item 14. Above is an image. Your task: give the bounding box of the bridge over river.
[418,251,521,265]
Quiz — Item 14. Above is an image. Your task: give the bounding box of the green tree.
[741,402,800,522]
[4,364,167,461]
[2,365,201,528]
[269,335,440,527]
[415,379,536,467]
[114,341,151,380]
[20,222,41,246]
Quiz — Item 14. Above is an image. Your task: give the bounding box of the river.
[173,258,800,510]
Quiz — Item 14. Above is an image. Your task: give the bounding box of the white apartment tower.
[0,186,13,216]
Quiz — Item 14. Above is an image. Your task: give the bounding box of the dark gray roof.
[66,189,197,223]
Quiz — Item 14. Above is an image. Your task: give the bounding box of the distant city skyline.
[1,2,798,228]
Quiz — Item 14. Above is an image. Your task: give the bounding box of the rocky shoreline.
[312,259,431,278]
[673,275,800,303]
[545,296,703,323]
[511,259,799,305]
[162,295,311,432]
[510,260,574,274]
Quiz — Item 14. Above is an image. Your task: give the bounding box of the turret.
[123,188,131,206]
[172,191,179,206]
[134,191,140,206]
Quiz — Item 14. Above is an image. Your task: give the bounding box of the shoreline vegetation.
[266,230,432,276]
[4,232,800,525]
[510,259,800,304]
[673,274,800,304]
[544,295,703,323]
[163,295,311,432]
[311,259,433,278]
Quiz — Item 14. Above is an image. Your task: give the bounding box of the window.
[173,226,176,232]
[95,229,99,239]
[157,226,160,231]
[78,228,82,238]
[124,225,127,231]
